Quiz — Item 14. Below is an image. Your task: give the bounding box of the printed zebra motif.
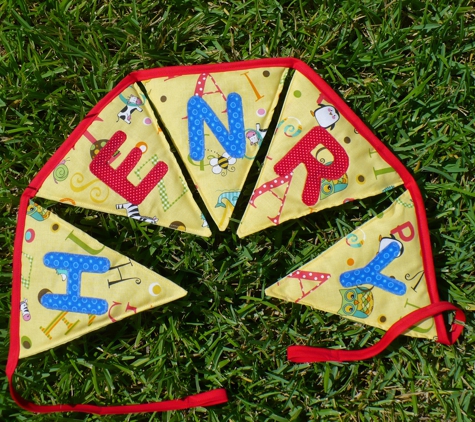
[20,299,31,321]
[116,203,158,224]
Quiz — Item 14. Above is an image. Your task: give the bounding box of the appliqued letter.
[274,126,349,206]
[90,131,168,205]
[339,242,406,295]
[41,252,110,315]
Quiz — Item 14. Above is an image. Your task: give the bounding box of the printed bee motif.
[210,152,236,176]
[338,287,374,319]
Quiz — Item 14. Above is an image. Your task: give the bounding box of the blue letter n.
[41,252,110,315]
[187,93,246,161]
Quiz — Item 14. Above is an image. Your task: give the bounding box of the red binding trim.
[288,301,465,363]
[287,59,465,349]
[9,380,227,415]
[7,66,231,412]
[128,57,298,81]
[8,58,464,412]
[131,59,462,346]
[7,189,34,391]
[290,59,455,346]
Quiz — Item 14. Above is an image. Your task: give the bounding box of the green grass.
[1,0,475,420]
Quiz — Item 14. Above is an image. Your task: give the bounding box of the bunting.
[35,83,210,237]
[266,190,437,339]
[18,205,188,358]
[8,58,465,415]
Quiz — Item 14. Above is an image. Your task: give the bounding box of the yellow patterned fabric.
[10,58,466,415]
[19,207,186,358]
[265,190,437,339]
[145,67,288,230]
[238,70,404,237]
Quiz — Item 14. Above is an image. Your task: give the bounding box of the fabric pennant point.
[266,191,440,339]
[144,63,290,231]
[238,68,404,237]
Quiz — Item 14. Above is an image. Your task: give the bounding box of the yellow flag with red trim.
[18,205,187,359]
[266,190,437,339]
[144,65,288,230]
[35,83,210,236]
[8,58,465,414]
[238,69,404,237]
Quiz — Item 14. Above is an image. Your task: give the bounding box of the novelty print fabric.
[145,67,288,230]
[266,190,437,339]
[237,70,404,237]
[9,58,464,415]
[32,64,404,238]
[19,205,187,358]
[35,83,210,237]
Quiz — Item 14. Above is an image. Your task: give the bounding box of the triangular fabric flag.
[7,68,241,414]
[237,69,404,237]
[35,82,210,237]
[8,58,465,413]
[247,59,464,362]
[267,190,439,339]
[17,204,187,359]
[144,62,288,230]
[8,193,227,413]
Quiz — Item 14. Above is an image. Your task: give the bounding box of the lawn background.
[1,0,474,421]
